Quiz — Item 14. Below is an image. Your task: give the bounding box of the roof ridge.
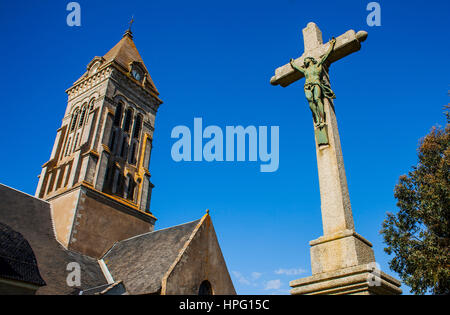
[101,218,202,256]
[0,183,50,204]
[97,280,125,295]
[160,213,210,294]
[0,183,67,249]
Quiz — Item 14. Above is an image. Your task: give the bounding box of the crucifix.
[272,22,368,147]
[271,23,402,295]
[271,22,368,238]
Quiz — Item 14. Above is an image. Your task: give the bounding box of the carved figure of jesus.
[290,37,337,128]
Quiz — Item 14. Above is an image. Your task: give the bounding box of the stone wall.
[163,216,236,295]
[48,185,155,258]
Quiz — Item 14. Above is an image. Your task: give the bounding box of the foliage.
[381,106,450,295]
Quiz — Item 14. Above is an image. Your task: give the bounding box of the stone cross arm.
[270,23,368,87]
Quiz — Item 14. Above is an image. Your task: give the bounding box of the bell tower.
[35,29,163,258]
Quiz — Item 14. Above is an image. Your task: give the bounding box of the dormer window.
[129,61,145,82]
[86,57,105,76]
[90,62,100,75]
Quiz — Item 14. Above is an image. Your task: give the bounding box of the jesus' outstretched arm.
[290,59,305,74]
[319,37,336,66]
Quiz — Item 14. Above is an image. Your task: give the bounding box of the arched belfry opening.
[198,280,213,295]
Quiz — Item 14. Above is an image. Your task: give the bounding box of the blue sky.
[0,0,448,295]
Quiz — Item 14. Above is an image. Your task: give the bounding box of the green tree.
[381,106,450,295]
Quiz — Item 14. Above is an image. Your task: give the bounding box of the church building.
[0,28,235,295]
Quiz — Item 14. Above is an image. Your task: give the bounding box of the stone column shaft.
[315,98,354,236]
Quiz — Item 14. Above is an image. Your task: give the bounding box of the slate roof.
[0,184,211,295]
[103,219,201,294]
[0,184,108,294]
[0,222,46,286]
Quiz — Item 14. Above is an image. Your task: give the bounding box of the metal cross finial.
[123,16,135,38]
[128,16,135,31]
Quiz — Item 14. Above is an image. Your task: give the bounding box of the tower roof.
[73,30,159,95]
[103,31,159,94]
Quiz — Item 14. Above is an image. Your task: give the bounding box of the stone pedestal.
[290,229,402,295]
[290,264,402,295]
[310,230,375,275]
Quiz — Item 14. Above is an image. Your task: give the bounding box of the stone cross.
[271,23,402,295]
[272,22,368,237]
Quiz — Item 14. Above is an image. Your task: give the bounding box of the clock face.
[132,69,141,81]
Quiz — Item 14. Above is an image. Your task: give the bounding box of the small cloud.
[268,289,291,295]
[265,279,282,290]
[232,271,251,285]
[275,268,307,276]
[251,272,262,280]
